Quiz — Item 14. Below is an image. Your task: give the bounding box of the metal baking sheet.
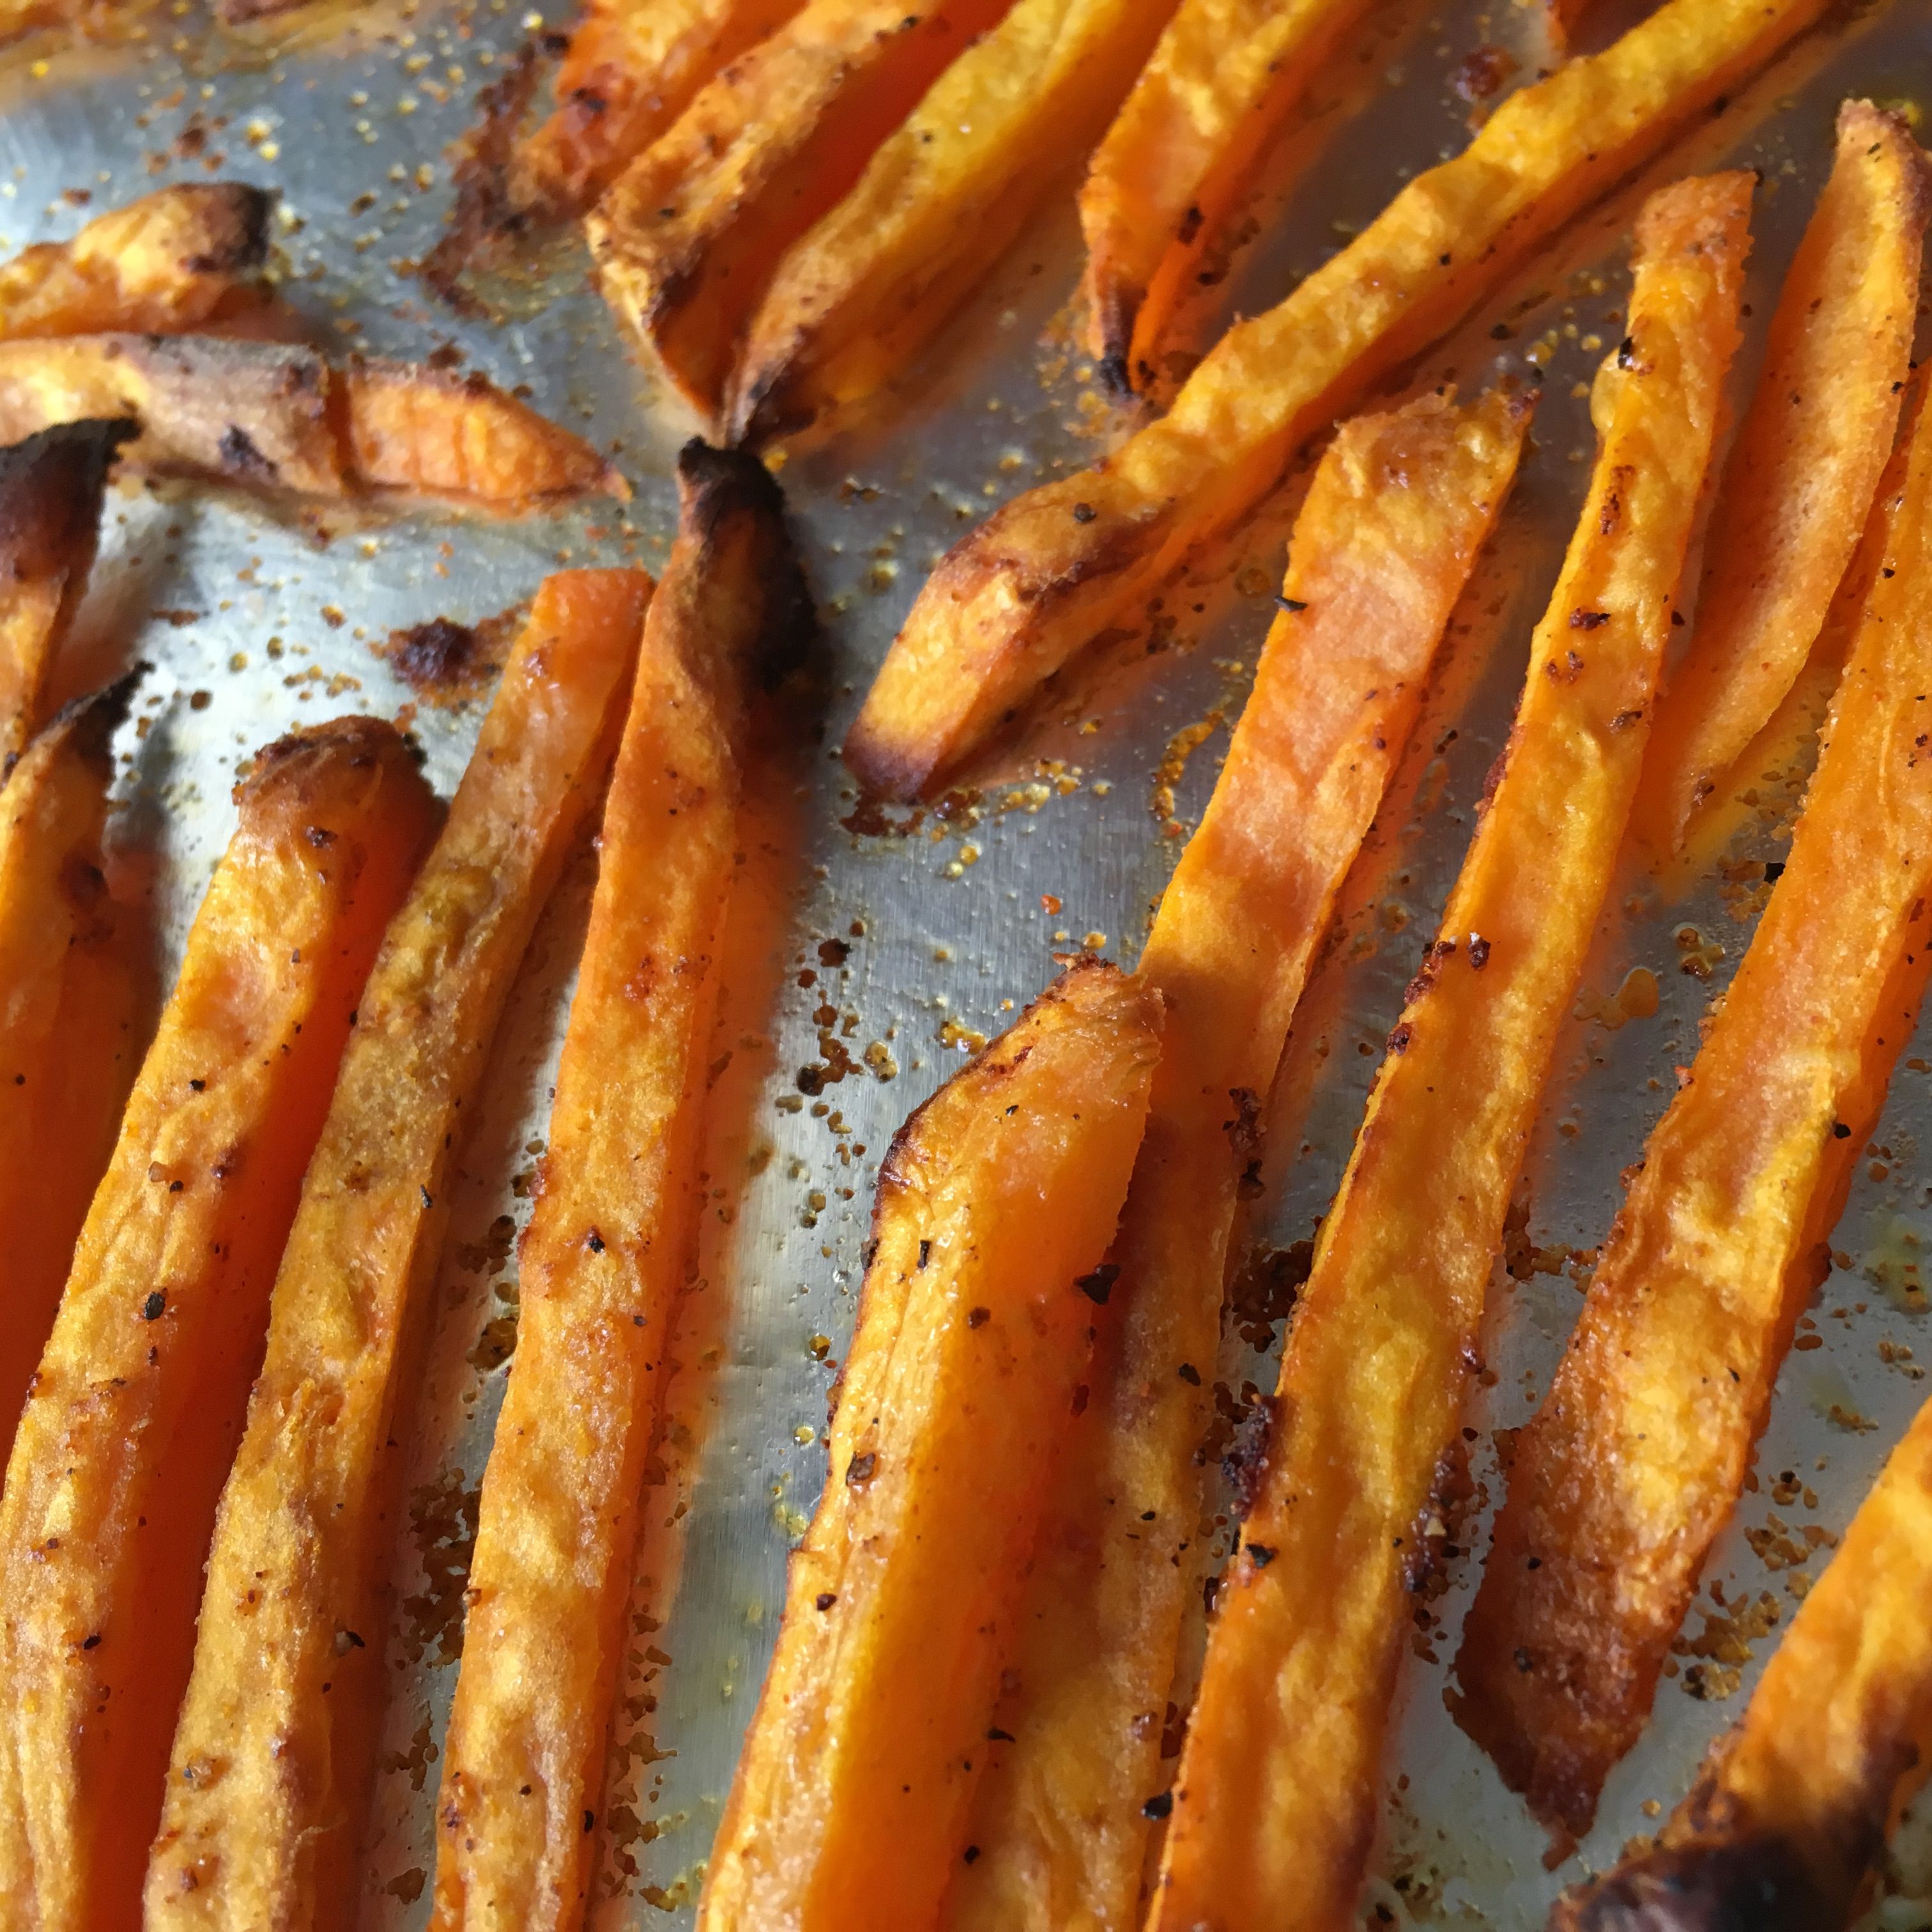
[5,0,1932,1922]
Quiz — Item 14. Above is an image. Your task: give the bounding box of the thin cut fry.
[845,0,1827,800]
[1639,100,1929,851]
[945,389,1530,1932]
[1550,1392,1932,1931]
[1078,0,1379,392]
[0,185,272,341]
[702,961,1164,1932]
[0,419,134,771]
[0,676,144,1468]
[586,0,1016,421]
[144,572,651,1929]
[430,445,811,1932]
[0,717,436,1932]
[1452,304,1932,1851]
[1146,173,1751,1932]
[725,0,1178,447]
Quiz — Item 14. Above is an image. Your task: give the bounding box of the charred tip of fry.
[45,661,149,775]
[234,713,417,808]
[195,182,277,273]
[1550,1831,1831,1932]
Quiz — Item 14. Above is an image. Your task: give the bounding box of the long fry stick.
[1146,172,1751,1932]
[0,717,436,1932]
[724,0,1178,447]
[943,388,1529,1932]
[429,445,811,1932]
[1452,277,1932,1851]
[1639,100,1929,851]
[144,572,650,1929]
[700,961,1163,1932]
[845,0,1828,801]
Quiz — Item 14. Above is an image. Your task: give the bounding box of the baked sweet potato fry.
[0,185,272,342]
[700,961,1162,1932]
[586,0,1016,421]
[1549,1392,1932,1932]
[724,0,1178,446]
[1146,173,1751,1932]
[1078,0,1379,390]
[1639,101,1929,852]
[430,445,811,1932]
[144,572,650,1930]
[1452,296,1932,1851]
[944,388,1530,1932]
[845,0,1827,800]
[0,717,435,1932]
[0,419,134,772]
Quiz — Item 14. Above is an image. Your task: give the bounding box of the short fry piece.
[0,718,436,1932]
[587,0,1016,420]
[0,185,272,342]
[430,446,811,1932]
[1640,101,1929,850]
[702,962,1163,1932]
[846,0,1827,799]
[946,389,1530,1932]
[144,573,651,1929]
[1147,174,1751,1932]
[1078,0,1379,390]
[1452,289,1932,1850]
[0,420,134,771]
[725,0,1178,446]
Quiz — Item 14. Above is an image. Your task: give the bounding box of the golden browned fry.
[1144,172,1751,1932]
[0,185,273,342]
[586,0,1016,422]
[1452,284,1932,1852]
[143,572,652,1930]
[1549,1392,1932,1931]
[724,0,1178,447]
[944,389,1530,1932]
[845,0,1829,801]
[1077,0,1379,392]
[1639,101,1929,852]
[700,962,1163,1932]
[429,445,812,1932]
[0,419,134,772]
[0,717,436,1932]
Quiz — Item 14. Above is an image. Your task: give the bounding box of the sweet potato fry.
[1639,102,1929,852]
[586,0,1016,421]
[0,717,435,1932]
[700,961,1162,1932]
[429,445,811,1932]
[1145,173,1751,1932]
[1452,290,1932,1851]
[1078,0,1379,391]
[144,572,650,1929]
[724,0,1178,446]
[0,185,272,341]
[0,420,134,772]
[1550,1392,1932,1932]
[845,0,1827,800]
[944,389,1530,1932]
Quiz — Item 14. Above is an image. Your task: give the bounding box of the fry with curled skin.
[144,572,650,1931]
[430,445,812,1932]
[724,0,1179,447]
[944,389,1530,1932]
[1639,101,1929,852]
[587,0,1017,422]
[1452,309,1932,1853]
[702,962,1164,1932]
[1078,0,1380,392]
[1146,173,1751,1932]
[0,185,272,342]
[0,717,436,1932]
[845,0,1827,801]
[0,420,134,772]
